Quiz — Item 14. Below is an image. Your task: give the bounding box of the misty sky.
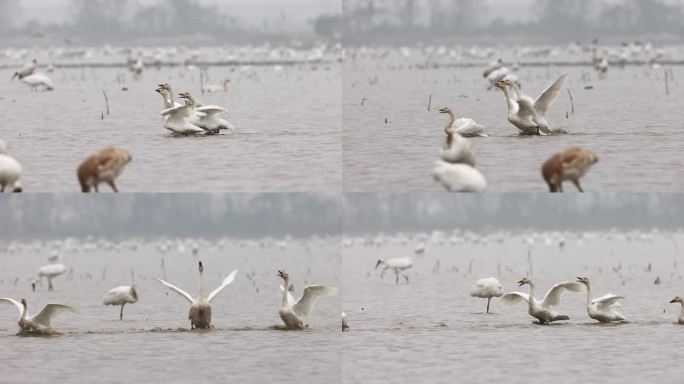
[17,0,340,28]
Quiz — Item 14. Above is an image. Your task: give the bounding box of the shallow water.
[0,239,341,383]
[1,62,341,192]
[342,232,684,383]
[343,61,684,191]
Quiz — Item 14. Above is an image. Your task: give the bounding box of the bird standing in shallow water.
[542,147,598,192]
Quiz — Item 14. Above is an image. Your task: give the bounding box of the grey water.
[342,232,684,383]
[1,62,341,192]
[343,60,684,192]
[0,238,341,383]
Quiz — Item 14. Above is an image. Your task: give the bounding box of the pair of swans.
[277,270,337,329]
[503,277,626,324]
[0,298,76,334]
[0,140,22,193]
[12,61,54,91]
[157,261,238,329]
[77,147,132,193]
[495,74,567,136]
[542,147,598,192]
[156,84,233,135]
[432,108,487,192]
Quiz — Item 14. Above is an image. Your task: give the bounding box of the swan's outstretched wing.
[279,285,296,307]
[593,294,624,310]
[516,99,538,121]
[542,282,582,308]
[0,298,24,320]
[534,74,568,116]
[156,278,195,303]
[31,304,76,327]
[501,292,531,305]
[207,269,238,303]
[161,105,191,118]
[196,105,227,117]
[293,286,338,318]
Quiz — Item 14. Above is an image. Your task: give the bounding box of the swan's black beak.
[517,279,525,286]
[671,299,677,304]
[374,260,382,270]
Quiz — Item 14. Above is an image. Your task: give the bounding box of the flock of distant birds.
[0,255,338,335]
[1,53,238,192]
[372,256,684,326]
[432,54,603,193]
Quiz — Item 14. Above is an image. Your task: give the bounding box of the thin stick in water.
[665,70,670,96]
[567,88,574,114]
[102,89,110,115]
[427,95,432,111]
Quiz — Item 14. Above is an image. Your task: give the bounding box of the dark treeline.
[0,194,342,240]
[344,194,684,234]
[2,0,340,44]
[343,0,684,44]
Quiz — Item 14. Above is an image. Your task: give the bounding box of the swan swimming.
[502,277,582,325]
[470,277,504,313]
[277,270,338,329]
[77,147,132,193]
[576,277,626,323]
[0,140,22,193]
[438,107,487,138]
[432,161,487,193]
[11,59,37,80]
[542,147,598,193]
[670,296,684,324]
[157,261,238,329]
[179,91,235,133]
[102,285,138,320]
[0,298,76,334]
[20,73,54,91]
[375,257,413,284]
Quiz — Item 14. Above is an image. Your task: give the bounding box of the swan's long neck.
[584,282,592,309]
[20,302,27,321]
[679,302,684,317]
[281,277,289,307]
[198,268,205,300]
[509,83,523,101]
[187,95,198,108]
[444,111,455,134]
[500,87,515,116]
[159,90,173,108]
[528,283,536,311]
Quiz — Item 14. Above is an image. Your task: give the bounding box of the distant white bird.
[11,59,37,80]
[179,91,235,133]
[432,161,487,193]
[0,298,76,334]
[486,67,519,89]
[342,312,349,331]
[38,263,67,291]
[203,79,230,93]
[502,277,582,324]
[438,107,487,138]
[470,277,504,313]
[482,58,504,78]
[20,73,54,91]
[103,285,139,320]
[277,270,337,329]
[0,140,22,193]
[670,296,684,324]
[576,277,626,323]
[375,257,413,284]
[157,261,237,329]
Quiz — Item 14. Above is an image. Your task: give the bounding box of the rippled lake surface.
[1,62,341,192]
[342,232,684,383]
[343,60,684,192]
[0,238,341,383]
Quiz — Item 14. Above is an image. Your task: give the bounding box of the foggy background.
[343,0,684,44]
[0,194,342,239]
[0,0,341,44]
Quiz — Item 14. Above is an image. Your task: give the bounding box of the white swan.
[38,263,67,291]
[203,79,230,93]
[669,296,684,324]
[179,91,235,133]
[0,140,22,193]
[159,103,205,136]
[77,147,132,193]
[277,270,338,329]
[156,84,182,108]
[102,285,138,320]
[502,277,582,324]
[432,161,487,192]
[470,277,504,313]
[20,73,54,91]
[157,261,237,329]
[0,298,76,334]
[11,59,37,80]
[438,107,487,138]
[542,147,598,193]
[486,67,520,89]
[375,257,413,284]
[576,277,626,323]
